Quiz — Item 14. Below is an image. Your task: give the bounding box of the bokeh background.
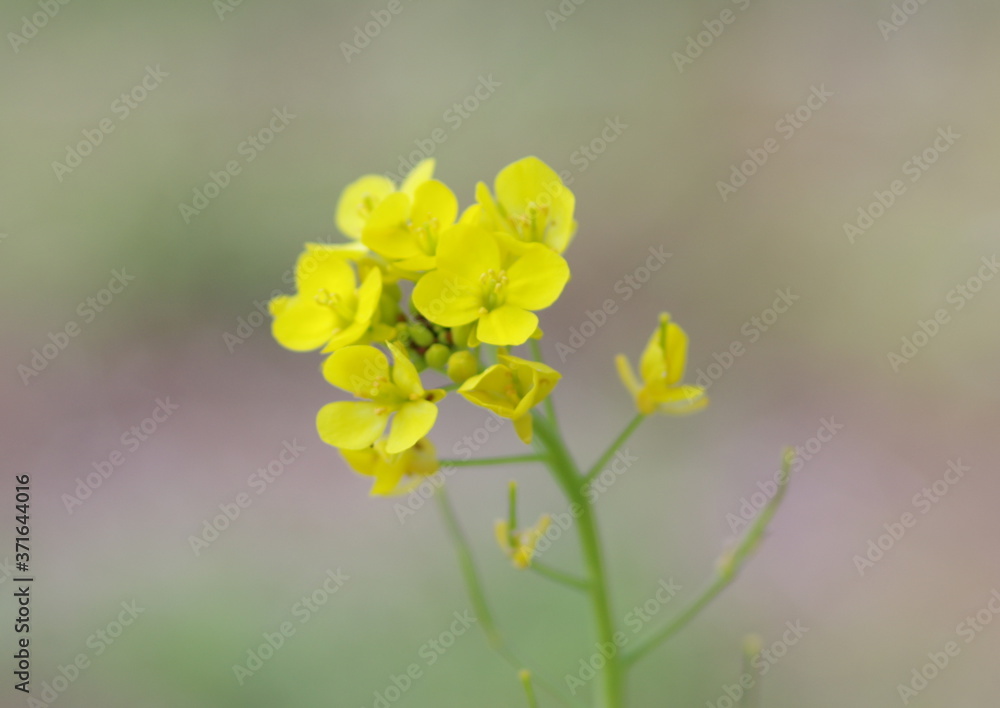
[3,1,999,706]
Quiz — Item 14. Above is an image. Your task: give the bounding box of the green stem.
[623,574,730,667]
[520,670,541,708]
[583,413,646,484]
[435,486,588,708]
[623,447,796,667]
[533,414,624,708]
[529,561,590,592]
[440,454,547,468]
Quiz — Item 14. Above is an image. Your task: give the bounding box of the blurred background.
[2,0,999,706]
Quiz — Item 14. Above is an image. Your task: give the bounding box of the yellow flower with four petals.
[317,342,446,454]
[469,156,577,254]
[459,355,561,444]
[269,246,384,353]
[412,224,570,346]
[616,313,708,415]
[341,437,440,496]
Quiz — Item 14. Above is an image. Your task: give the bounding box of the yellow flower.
[341,437,439,496]
[362,179,458,272]
[412,223,570,346]
[459,355,560,444]
[269,245,385,353]
[616,313,708,415]
[317,342,446,453]
[470,156,577,254]
[495,515,551,569]
[335,159,436,240]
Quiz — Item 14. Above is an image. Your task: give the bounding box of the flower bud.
[425,343,451,371]
[446,350,479,384]
[409,324,435,348]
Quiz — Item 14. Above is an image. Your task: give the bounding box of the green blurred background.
[3,0,999,706]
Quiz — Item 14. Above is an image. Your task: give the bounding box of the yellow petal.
[362,192,419,259]
[411,180,458,231]
[322,320,368,353]
[386,400,438,454]
[640,315,688,386]
[369,458,407,496]
[395,253,437,272]
[435,223,501,283]
[322,346,390,397]
[317,401,390,449]
[412,271,482,327]
[271,295,338,352]
[459,364,518,417]
[336,175,396,239]
[296,254,356,298]
[494,519,512,553]
[400,158,436,198]
[473,181,503,229]
[653,385,709,415]
[494,157,576,252]
[477,306,539,346]
[355,267,383,323]
[615,354,642,397]
[340,446,379,477]
[387,341,424,398]
[504,245,570,310]
[513,415,534,444]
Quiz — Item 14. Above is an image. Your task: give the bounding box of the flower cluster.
[270,156,575,495]
[270,156,707,497]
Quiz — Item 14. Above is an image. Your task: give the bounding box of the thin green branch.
[434,486,588,708]
[583,413,646,484]
[623,448,796,668]
[528,560,590,592]
[520,669,540,708]
[440,454,548,468]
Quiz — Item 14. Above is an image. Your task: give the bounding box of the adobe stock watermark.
[556,117,628,181]
[878,0,932,40]
[361,610,477,707]
[555,245,671,363]
[394,411,511,524]
[844,126,960,243]
[52,65,168,182]
[726,417,842,535]
[704,621,809,708]
[383,75,501,183]
[545,0,589,31]
[887,255,997,372]
[189,440,306,555]
[20,600,145,706]
[672,0,751,73]
[853,459,969,576]
[233,569,349,685]
[341,0,407,62]
[692,288,799,393]
[178,107,296,224]
[529,449,641,563]
[223,235,339,353]
[896,587,999,704]
[565,579,681,694]
[17,269,136,386]
[62,397,180,514]
[7,0,72,54]
[214,0,244,21]
[717,84,832,202]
